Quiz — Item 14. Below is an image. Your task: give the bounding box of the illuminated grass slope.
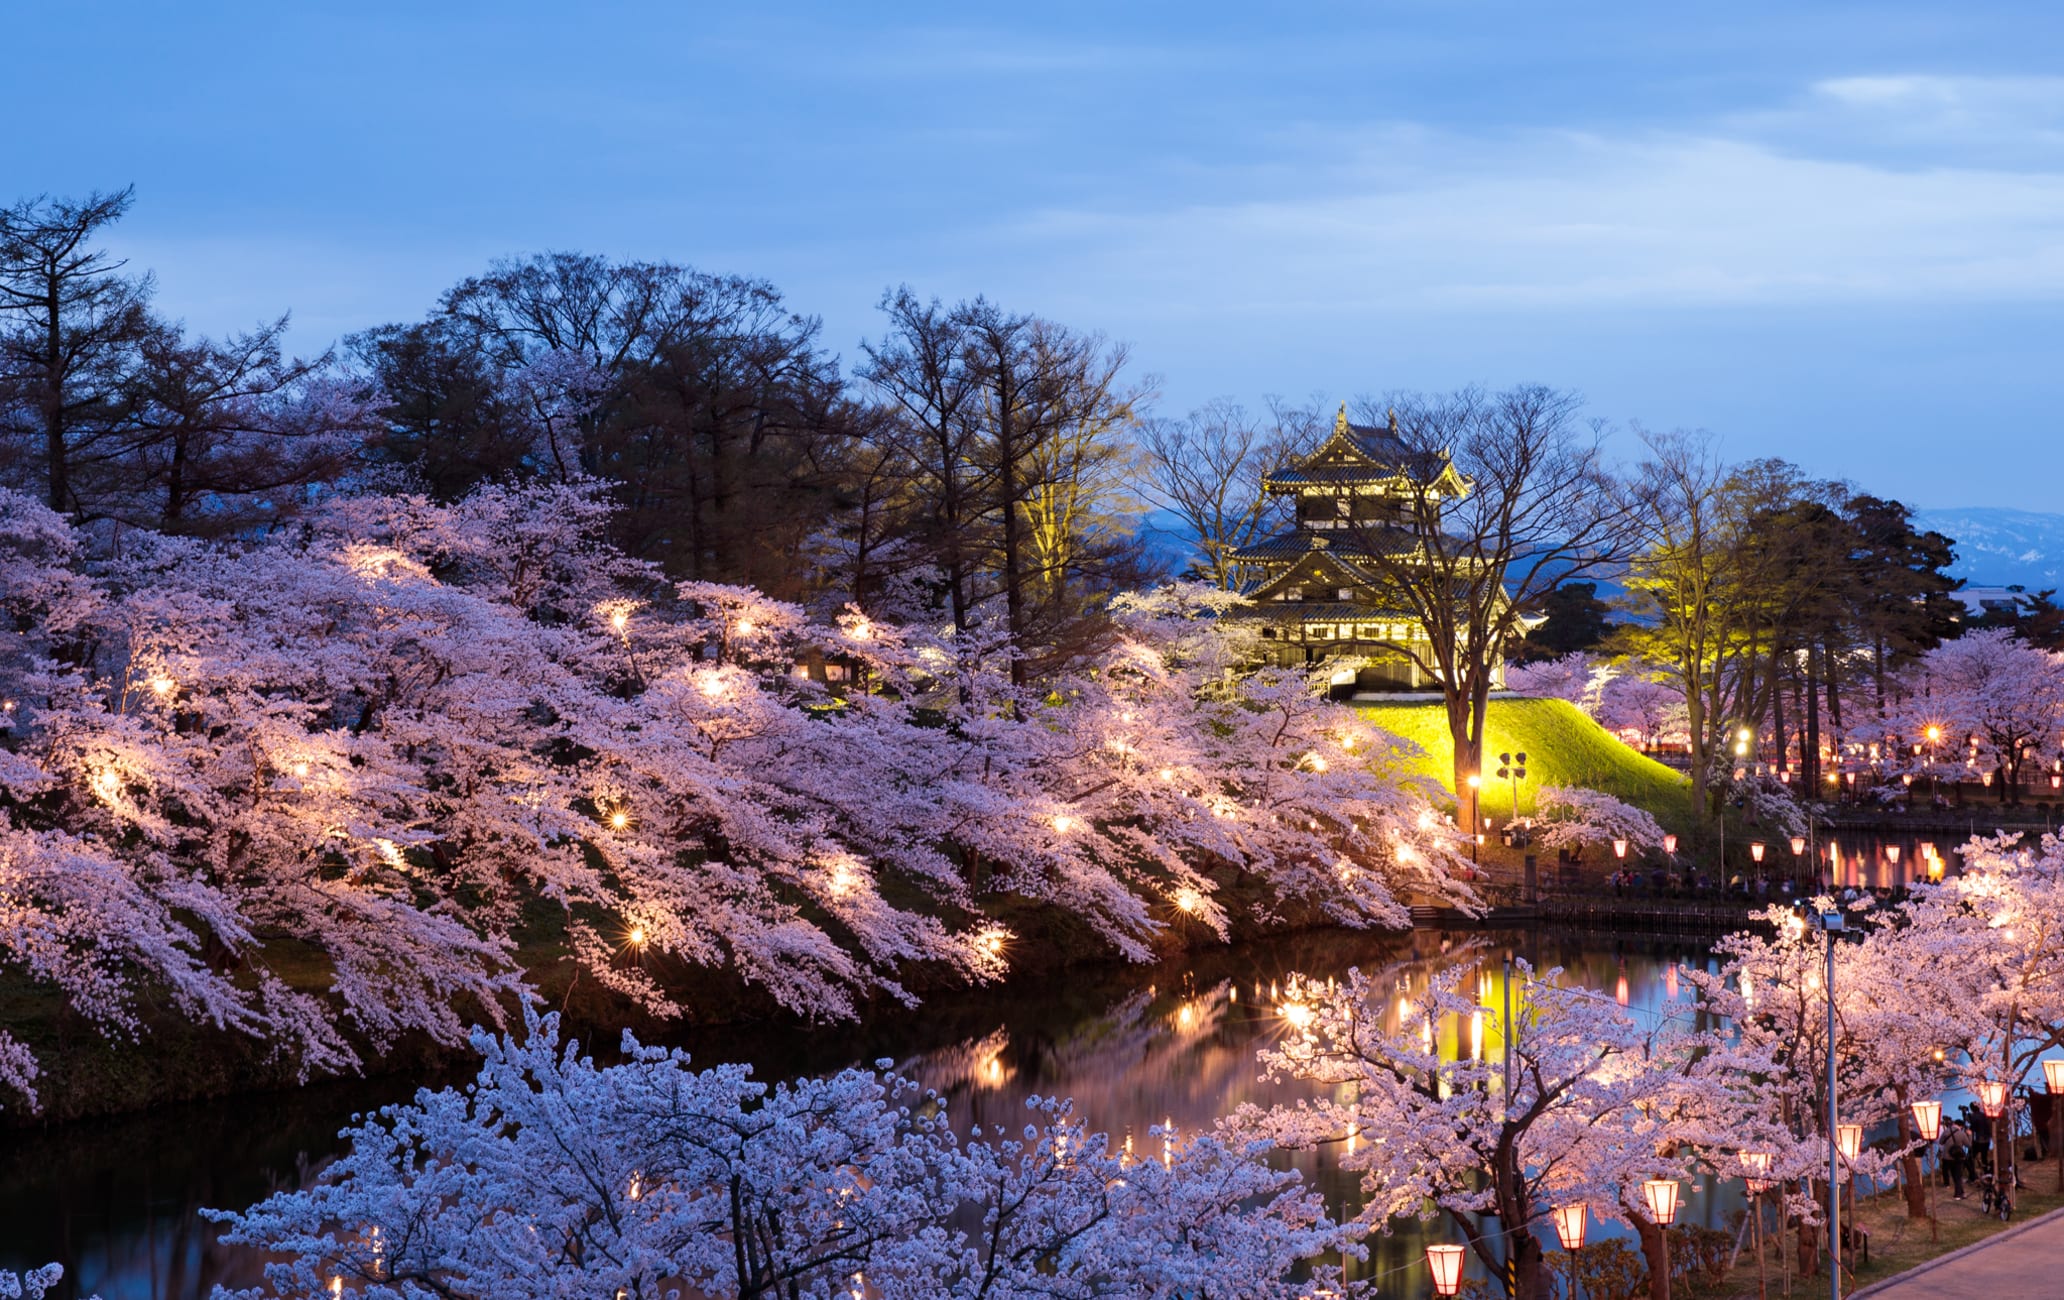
[1354,696,1693,828]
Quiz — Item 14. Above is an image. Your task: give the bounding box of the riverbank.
[3,889,1437,1127]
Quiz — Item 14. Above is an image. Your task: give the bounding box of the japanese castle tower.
[1229,404,1514,695]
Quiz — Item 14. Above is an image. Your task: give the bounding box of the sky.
[6,1,2062,509]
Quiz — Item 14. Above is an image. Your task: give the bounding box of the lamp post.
[1743,1153,1773,1300]
[1912,1098,1941,1242]
[1837,1123,1863,1227]
[1498,751,1528,824]
[1978,1079,2009,1204]
[2046,1059,2064,1193]
[1466,773,1482,865]
[1553,1202,1587,1300]
[1643,1178,1681,1300]
[1814,910,1844,1300]
[1426,1242,1467,1298]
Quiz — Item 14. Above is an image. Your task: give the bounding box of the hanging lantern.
[1426,1243,1467,1297]
[1837,1123,1863,1161]
[1977,1080,2008,1119]
[1751,842,1766,863]
[1552,1202,1588,1252]
[1663,833,1678,855]
[1642,1178,1681,1226]
[1911,1099,1942,1142]
[1742,1150,1772,1193]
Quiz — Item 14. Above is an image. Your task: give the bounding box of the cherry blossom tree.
[0,482,1466,1103]
[1871,631,2064,803]
[1503,652,1603,712]
[214,1008,1364,1300]
[1684,900,1948,1272]
[1594,669,1686,754]
[1530,786,1666,857]
[1228,960,1730,1300]
[1900,833,2064,1191]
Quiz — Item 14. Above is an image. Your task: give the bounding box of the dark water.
[0,928,1739,1298]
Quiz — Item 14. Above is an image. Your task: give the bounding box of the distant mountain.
[1914,508,2064,591]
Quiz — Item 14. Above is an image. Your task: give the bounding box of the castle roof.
[1228,524,1422,563]
[1261,405,1463,493]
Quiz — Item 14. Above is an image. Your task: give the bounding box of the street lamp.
[1553,1202,1588,1300]
[1643,1178,1681,1300]
[1466,773,1482,864]
[1613,838,1629,861]
[1426,1242,1467,1298]
[1912,1099,1942,1241]
[1497,751,1527,823]
[2045,1060,2064,1192]
[1751,841,1766,864]
[1663,833,1678,856]
[1812,911,1844,1300]
[1977,1079,2010,1209]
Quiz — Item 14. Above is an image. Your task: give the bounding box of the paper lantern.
[1911,1099,1942,1141]
[1977,1080,2007,1119]
[1837,1123,1863,1160]
[1642,1178,1680,1226]
[1553,1202,1588,1251]
[1742,1150,1772,1193]
[1426,1243,1467,1297]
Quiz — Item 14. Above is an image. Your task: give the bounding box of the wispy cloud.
[984,77,2064,316]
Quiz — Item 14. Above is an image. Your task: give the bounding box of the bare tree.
[1343,385,1632,832]
[1136,398,1320,589]
[860,291,1146,683]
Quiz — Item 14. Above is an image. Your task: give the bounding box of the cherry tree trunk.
[1635,1217,1671,1300]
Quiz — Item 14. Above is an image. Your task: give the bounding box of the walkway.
[1855,1206,2064,1299]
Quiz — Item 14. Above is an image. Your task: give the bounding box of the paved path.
[1854,1205,2064,1299]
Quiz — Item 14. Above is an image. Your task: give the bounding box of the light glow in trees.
[0,481,1464,1102]
[1227,960,1732,1300]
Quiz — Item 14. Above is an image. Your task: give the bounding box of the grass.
[1696,1169,2064,1299]
[1354,696,1694,830]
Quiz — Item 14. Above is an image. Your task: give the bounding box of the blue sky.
[8,2,2062,509]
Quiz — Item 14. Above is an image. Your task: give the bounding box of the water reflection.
[0,928,1736,1298]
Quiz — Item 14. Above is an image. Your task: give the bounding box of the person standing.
[1946,1120,1972,1199]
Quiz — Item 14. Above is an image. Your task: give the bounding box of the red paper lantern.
[1426,1243,1467,1297]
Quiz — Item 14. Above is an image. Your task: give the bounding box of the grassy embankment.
[1354,696,1694,833]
